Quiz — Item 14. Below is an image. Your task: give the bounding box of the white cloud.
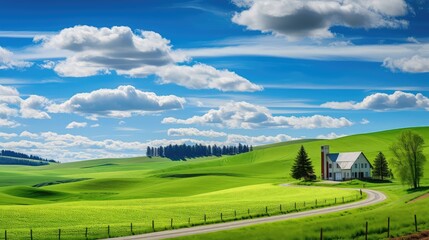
[0,119,20,128]
[360,118,370,124]
[316,132,347,139]
[0,103,19,118]
[226,133,298,145]
[167,128,227,138]
[90,124,100,128]
[19,131,39,139]
[39,60,56,69]
[0,46,32,69]
[322,91,429,111]
[232,0,408,39]
[0,85,19,96]
[48,85,185,118]
[154,64,262,92]
[34,25,261,92]
[383,55,429,73]
[20,95,51,119]
[163,101,353,129]
[0,132,18,139]
[66,121,88,129]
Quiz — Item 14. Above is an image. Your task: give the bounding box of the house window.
[329,164,332,169]
[354,164,357,168]
[361,163,364,168]
[329,173,332,178]
[365,163,367,168]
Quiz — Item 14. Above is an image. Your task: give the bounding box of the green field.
[0,126,429,239]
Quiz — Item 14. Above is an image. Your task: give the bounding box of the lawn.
[0,126,428,239]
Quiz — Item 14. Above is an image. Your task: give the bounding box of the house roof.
[327,152,363,170]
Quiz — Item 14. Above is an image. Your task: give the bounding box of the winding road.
[107,188,386,240]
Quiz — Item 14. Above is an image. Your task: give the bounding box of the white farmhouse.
[320,145,372,181]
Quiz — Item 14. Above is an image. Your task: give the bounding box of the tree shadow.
[406,186,429,193]
[359,178,393,184]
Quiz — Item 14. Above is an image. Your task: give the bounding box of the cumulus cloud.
[383,55,429,73]
[154,64,263,92]
[0,119,20,128]
[167,128,227,138]
[316,132,347,139]
[20,95,51,119]
[48,85,185,118]
[0,132,18,139]
[226,133,298,145]
[66,121,88,129]
[232,0,408,39]
[321,91,429,111]
[0,46,32,69]
[163,101,353,129]
[20,131,39,139]
[36,25,261,92]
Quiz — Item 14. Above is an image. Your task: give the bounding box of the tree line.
[0,156,49,166]
[0,150,57,166]
[147,143,253,160]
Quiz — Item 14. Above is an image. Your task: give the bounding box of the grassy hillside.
[0,126,428,239]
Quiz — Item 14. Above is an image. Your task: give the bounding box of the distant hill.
[0,150,57,166]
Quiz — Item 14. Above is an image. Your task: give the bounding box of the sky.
[0,0,428,162]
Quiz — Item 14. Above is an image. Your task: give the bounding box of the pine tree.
[372,152,390,180]
[291,145,315,181]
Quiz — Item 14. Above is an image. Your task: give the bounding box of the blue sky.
[0,0,428,161]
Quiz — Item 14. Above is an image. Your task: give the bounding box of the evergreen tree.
[291,145,315,181]
[372,152,390,180]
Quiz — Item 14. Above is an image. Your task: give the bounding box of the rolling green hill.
[0,126,428,239]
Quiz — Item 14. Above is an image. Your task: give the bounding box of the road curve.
[107,188,386,240]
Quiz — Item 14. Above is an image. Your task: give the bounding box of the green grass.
[0,126,428,239]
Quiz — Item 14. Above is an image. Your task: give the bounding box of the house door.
[335,172,342,181]
[359,172,364,178]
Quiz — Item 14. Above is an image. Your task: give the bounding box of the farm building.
[320,145,372,181]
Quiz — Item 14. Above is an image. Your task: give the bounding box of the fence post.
[58,228,61,240]
[387,217,390,238]
[4,230,7,240]
[365,221,368,240]
[320,227,323,240]
[265,206,268,215]
[248,208,250,217]
[108,225,110,238]
[234,210,237,219]
[221,212,223,222]
[315,199,317,207]
[342,196,344,203]
[171,218,173,228]
[204,214,207,224]
[131,222,133,235]
[85,227,88,240]
[294,202,297,210]
[280,204,282,212]
[188,217,191,226]
[304,201,306,207]
[415,214,418,232]
[152,220,155,231]
[30,229,33,240]
[335,198,336,204]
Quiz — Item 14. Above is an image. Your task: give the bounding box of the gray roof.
[327,152,363,170]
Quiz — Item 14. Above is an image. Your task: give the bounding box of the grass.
[0,126,428,239]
